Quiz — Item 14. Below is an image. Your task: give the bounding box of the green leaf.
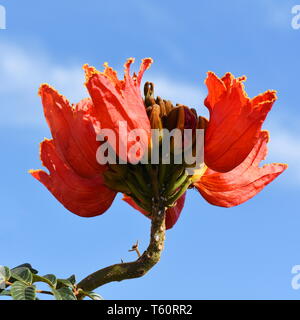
[67,274,76,285]
[0,266,11,281]
[57,275,76,289]
[10,267,33,285]
[0,266,11,289]
[10,281,36,300]
[42,274,57,288]
[83,291,104,300]
[32,274,56,288]
[52,287,77,300]
[88,292,104,300]
[57,278,73,289]
[12,263,38,274]
[0,289,11,296]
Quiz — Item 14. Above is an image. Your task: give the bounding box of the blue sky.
[0,0,300,299]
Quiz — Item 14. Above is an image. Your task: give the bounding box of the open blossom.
[30,58,287,229]
[83,58,152,163]
[194,130,285,207]
[30,87,116,217]
[203,72,277,172]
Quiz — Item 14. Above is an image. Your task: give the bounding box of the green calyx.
[104,162,192,215]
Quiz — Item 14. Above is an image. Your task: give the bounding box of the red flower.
[30,86,116,217]
[204,72,277,172]
[194,131,287,207]
[84,58,152,163]
[31,61,287,230]
[30,58,152,218]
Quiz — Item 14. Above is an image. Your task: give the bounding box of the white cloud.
[0,43,86,98]
[0,42,87,126]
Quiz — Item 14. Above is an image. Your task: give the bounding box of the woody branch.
[76,204,166,299]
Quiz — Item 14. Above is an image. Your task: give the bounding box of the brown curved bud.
[156,96,167,117]
[164,100,174,114]
[146,106,153,117]
[150,104,163,130]
[166,106,181,131]
[183,106,197,130]
[144,82,156,107]
[197,116,208,130]
[166,105,197,131]
[190,108,198,118]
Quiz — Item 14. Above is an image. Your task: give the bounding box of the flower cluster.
[30,58,287,229]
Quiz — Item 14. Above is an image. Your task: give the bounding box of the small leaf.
[56,278,73,289]
[67,275,76,285]
[0,266,11,281]
[89,292,104,300]
[12,263,38,274]
[0,289,11,296]
[0,266,11,289]
[84,291,104,300]
[52,287,77,300]
[10,267,33,285]
[32,274,56,288]
[56,275,76,289]
[11,281,36,300]
[42,274,57,288]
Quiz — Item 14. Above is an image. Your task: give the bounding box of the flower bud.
[156,96,167,117]
[197,116,208,130]
[166,105,197,131]
[144,82,156,107]
[150,104,163,130]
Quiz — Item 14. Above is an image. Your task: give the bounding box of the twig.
[128,240,141,257]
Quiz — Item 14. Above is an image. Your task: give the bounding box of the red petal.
[165,193,186,229]
[39,84,104,178]
[204,72,277,172]
[84,58,152,163]
[194,131,287,207]
[122,193,186,229]
[30,140,116,217]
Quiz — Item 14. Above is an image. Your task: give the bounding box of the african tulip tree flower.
[194,130,286,207]
[204,72,277,172]
[30,58,287,230]
[83,58,152,163]
[30,87,116,217]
